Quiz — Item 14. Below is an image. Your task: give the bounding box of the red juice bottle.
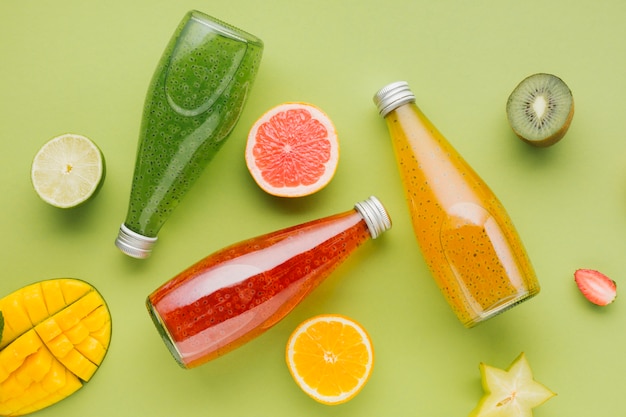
[146,196,391,368]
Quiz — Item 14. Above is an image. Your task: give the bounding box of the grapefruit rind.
[245,102,339,198]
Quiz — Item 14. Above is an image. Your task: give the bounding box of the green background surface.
[1,0,624,415]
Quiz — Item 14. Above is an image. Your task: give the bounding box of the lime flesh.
[31,133,105,208]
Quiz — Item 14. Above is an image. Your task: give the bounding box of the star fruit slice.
[469,352,556,417]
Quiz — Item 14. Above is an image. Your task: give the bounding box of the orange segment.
[285,314,374,405]
[245,102,339,197]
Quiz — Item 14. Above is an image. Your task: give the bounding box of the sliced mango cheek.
[0,279,111,416]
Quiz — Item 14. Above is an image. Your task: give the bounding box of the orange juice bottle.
[373,81,540,327]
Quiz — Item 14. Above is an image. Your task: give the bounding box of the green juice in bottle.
[115,10,263,259]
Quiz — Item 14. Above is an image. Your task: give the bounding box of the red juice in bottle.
[146,196,391,368]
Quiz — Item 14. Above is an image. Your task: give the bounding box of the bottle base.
[463,287,540,328]
[146,300,187,368]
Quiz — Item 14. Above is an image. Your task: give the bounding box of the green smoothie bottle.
[115,10,263,259]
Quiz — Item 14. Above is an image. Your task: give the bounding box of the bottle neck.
[115,224,158,259]
[354,196,391,239]
[373,81,416,118]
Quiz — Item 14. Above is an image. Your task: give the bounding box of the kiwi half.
[506,73,574,147]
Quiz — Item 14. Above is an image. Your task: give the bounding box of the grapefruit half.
[245,102,339,197]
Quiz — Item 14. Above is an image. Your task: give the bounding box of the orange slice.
[245,102,339,197]
[285,314,374,405]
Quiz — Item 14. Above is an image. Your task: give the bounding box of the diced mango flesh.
[40,281,66,316]
[0,296,33,350]
[59,280,92,306]
[0,330,83,416]
[21,284,49,328]
[0,279,111,416]
[75,336,106,365]
[0,279,93,350]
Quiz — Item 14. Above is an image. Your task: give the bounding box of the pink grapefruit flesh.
[245,102,339,197]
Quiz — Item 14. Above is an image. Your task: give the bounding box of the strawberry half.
[574,269,617,306]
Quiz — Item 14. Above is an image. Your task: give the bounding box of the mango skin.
[0,278,111,416]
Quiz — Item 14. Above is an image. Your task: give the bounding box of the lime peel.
[31,133,105,208]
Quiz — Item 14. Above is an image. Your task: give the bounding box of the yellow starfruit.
[469,352,556,417]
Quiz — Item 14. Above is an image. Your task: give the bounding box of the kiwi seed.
[506,73,574,147]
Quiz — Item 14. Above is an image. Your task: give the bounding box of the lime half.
[31,133,105,208]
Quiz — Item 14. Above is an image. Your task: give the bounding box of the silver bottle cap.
[354,196,392,239]
[373,81,416,117]
[115,224,158,259]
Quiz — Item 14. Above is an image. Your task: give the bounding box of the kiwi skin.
[506,73,575,147]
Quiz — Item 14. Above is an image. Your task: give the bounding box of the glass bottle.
[146,196,391,369]
[115,10,264,259]
[373,81,540,327]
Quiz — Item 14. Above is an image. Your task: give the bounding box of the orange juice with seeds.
[374,81,540,327]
